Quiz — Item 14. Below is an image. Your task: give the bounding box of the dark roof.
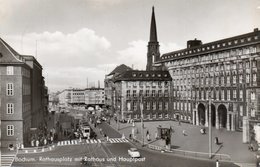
[159,28,260,62]
[108,64,132,76]
[149,6,158,42]
[113,70,172,82]
[0,38,20,56]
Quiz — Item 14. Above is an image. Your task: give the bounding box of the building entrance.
[198,103,205,126]
[218,104,227,128]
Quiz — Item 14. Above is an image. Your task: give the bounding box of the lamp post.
[208,90,212,159]
[140,97,144,147]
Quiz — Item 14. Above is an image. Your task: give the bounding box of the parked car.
[96,119,101,124]
[128,148,140,158]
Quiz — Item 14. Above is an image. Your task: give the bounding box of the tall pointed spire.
[146,6,160,71]
[149,6,158,42]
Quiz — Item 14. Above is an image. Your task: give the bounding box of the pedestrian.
[215,137,219,145]
[182,130,186,136]
[36,140,39,147]
[44,138,47,145]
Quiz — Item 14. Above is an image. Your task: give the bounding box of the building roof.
[159,28,260,62]
[107,64,132,76]
[113,70,172,82]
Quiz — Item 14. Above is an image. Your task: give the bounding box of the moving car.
[128,148,140,158]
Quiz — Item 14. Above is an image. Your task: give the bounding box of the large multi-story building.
[0,38,48,148]
[157,28,260,142]
[112,70,172,120]
[105,7,172,120]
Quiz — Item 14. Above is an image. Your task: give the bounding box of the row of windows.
[126,90,169,97]
[126,81,169,88]
[174,73,257,86]
[172,60,257,76]
[163,44,257,61]
[127,101,169,111]
[174,89,256,101]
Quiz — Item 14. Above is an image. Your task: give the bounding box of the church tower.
[146,6,161,71]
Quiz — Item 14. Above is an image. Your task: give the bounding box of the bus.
[81,122,91,139]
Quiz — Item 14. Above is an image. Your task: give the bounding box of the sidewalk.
[109,119,256,164]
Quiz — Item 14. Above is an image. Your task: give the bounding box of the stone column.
[227,113,230,131]
[196,110,199,126]
[231,114,235,131]
[205,107,209,127]
[216,109,220,129]
[192,110,196,125]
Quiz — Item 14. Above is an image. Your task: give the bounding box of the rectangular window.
[240,90,243,100]
[7,103,14,114]
[126,90,130,97]
[7,66,14,75]
[227,76,230,85]
[146,102,150,110]
[159,102,162,110]
[7,125,14,136]
[145,90,149,97]
[165,102,168,110]
[253,74,257,82]
[239,75,243,84]
[152,102,156,110]
[152,90,156,97]
[133,101,137,111]
[246,74,250,83]
[227,90,230,100]
[233,75,236,84]
[133,90,137,97]
[233,90,237,99]
[158,90,162,97]
[221,90,225,100]
[6,83,14,96]
[139,90,143,97]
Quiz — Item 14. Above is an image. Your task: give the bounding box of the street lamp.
[208,90,212,159]
[140,96,144,147]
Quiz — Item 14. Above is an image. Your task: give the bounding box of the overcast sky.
[0,0,259,92]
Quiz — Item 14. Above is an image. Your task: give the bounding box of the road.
[12,117,239,167]
[97,122,239,167]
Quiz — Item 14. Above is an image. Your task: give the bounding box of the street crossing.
[57,138,129,146]
[108,138,128,143]
[1,154,16,167]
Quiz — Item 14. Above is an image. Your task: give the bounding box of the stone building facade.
[157,29,260,139]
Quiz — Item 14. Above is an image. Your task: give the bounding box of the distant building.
[104,64,132,110]
[0,38,48,148]
[57,88,105,108]
[85,88,105,107]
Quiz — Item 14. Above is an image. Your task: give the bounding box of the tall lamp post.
[208,90,212,159]
[140,96,144,147]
